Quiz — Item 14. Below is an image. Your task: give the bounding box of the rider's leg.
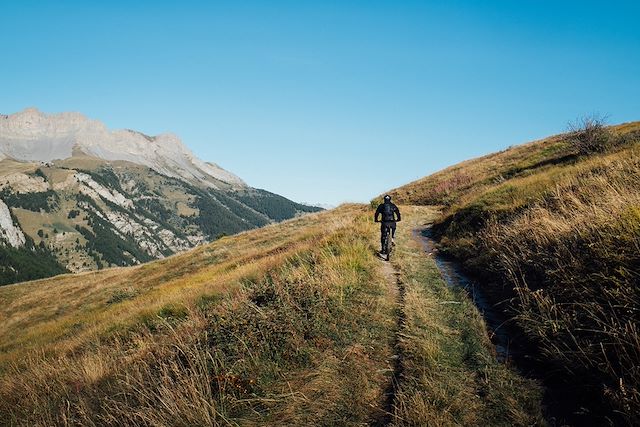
[391,223,397,245]
[380,223,385,252]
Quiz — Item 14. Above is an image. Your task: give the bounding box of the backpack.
[381,203,396,221]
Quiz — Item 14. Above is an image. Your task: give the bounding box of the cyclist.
[374,195,401,257]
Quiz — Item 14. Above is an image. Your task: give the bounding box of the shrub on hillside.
[567,114,615,155]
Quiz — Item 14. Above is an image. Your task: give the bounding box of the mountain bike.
[381,223,393,261]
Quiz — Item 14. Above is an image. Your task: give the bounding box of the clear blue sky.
[2,1,639,205]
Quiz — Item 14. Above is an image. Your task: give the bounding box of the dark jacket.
[375,201,401,223]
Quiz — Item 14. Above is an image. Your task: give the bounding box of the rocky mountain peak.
[0,108,245,187]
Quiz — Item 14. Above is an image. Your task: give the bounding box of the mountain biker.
[374,195,401,256]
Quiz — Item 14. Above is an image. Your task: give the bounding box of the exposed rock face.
[0,173,49,192]
[0,199,25,248]
[75,172,134,208]
[0,108,245,187]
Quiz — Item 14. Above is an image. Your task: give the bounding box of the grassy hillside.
[0,205,542,426]
[388,120,640,425]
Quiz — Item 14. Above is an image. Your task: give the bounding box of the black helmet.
[383,195,391,202]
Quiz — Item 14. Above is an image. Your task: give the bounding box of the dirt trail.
[374,259,406,426]
[367,206,545,426]
[412,226,514,362]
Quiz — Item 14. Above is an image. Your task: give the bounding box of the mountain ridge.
[0,108,321,285]
[0,107,245,188]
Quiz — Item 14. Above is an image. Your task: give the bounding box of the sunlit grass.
[389,207,543,426]
[0,203,545,425]
[390,121,640,424]
[0,205,398,425]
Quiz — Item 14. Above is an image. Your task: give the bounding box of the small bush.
[33,168,48,181]
[567,114,615,155]
[106,289,137,305]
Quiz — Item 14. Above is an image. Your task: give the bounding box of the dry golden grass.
[389,121,640,211]
[0,208,330,362]
[0,205,398,425]
[480,148,640,421]
[389,122,640,424]
[0,203,545,426]
[388,207,543,426]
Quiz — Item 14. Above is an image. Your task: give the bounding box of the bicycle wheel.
[382,226,391,261]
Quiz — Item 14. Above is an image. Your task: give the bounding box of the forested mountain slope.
[0,109,320,285]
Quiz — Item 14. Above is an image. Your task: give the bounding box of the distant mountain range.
[0,108,321,285]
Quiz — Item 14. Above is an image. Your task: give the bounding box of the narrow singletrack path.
[368,206,545,426]
[373,260,406,426]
